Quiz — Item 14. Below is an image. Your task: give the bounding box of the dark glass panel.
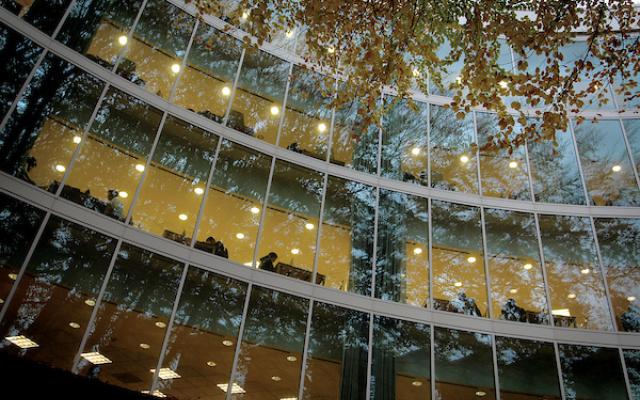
[2,0,72,35]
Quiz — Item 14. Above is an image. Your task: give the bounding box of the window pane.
[496,336,561,400]
[75,243,183,391]
[594,218,640,332]
[484,208,548,324]
[375,189,429,306]
[60,87,163,220]
[230,286,308,400]
[559,344,628,400]
[624,120,640,175]
[380,98,429,185]
[303,301,369,400]
[539,214,613,330]
[156,267,247,400]
[430,39,465,97]
[0,193,46,303]
[131,116,218,245]
[0,25,43,119]
[528,125,585,205]
[0,54,104,190]
[330,96,379,173]
[196,140,271,265]
[56,0,143,69]
[258,160,323,282]
[318,176,375,295]
[430,105,478,193]
[370,315,431,400]
[279,65,333,161]
[624,349,640,400]
[2,0,72,35]
[476,112,531,200]
[229,47,289,144]
[173,24,242,124]
[434,327,495,399]
[431,200,487,317]
[574,119,640,206]
[115,0,195,100]
[0,216,116,370]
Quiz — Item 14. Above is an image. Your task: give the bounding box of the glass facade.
[0,2,639,399]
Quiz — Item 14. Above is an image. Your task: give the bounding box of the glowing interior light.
[150,368,181,380]
[194,187,204,195]
[250,206,260,214]
[221,86,231,96]
[69,322,81,329]
[84,299,96,307]
[139,343,150,349]
[456,76,462,84]
[412,69,421,77]
[454,282,463,287]
[5,335,39,349]
[413,247,423,255]
[327,47,335,54]
[207,361,217,367]
[222,340,234,347]
[178,214,188,221]
[291,248,300,255]
[118,191,128,198]
[155,321,167,328]
[567,293,577,299]
[499,80,509,89]
[135,164,145,172]
[271,376,282,381]
[305,223,315,230]
[286,355,297,362]
[612,165,622,172]
[411,147,421,156]
[171,63,181,74]
[509,288,518,294]
[240,11,249,21]
[475,391,487,397]
[55,164,66,172]
[73,135,82,144]
[628,296,637,302]
[8,273,17,280]
[508,161,518,169]
[467,256,477,263]
[580,268,590,274]
[141,390,167,398]
[523,263,533,270]
[236,232,245,239]
[317,122,327,132]
[118,35,128,46]
[217,383,245,394]
[80,352,112,365]
[270,105,280,116]
[412,381,423,387]
[285,30,294,38]
[552,309,571,317]
[460,155,469,164]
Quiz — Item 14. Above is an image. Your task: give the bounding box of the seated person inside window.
[258,252,278,272]
[501,298,527,322]
[106,189,125,220]
[448,291,482,317]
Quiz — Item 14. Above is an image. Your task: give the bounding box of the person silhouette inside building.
[448,291,482,316]
[258,252,278,272]
[501,298,526,322]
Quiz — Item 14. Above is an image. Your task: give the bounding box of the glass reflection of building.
[0,1,638,399]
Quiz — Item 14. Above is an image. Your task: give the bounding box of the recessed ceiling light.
[413,247,423,255]
[150,368,181,380]
[217,383,246,394]
[194,187,204,195]
[116,190,128,199]
[270,105,280,116]
[236,232,245,239]
[552,308,571,317]
[69,322,81,329]
[612,165,622,172]
[178,213,188,221]
[291,248,300,255]
[567,293,576,299]
[243,262,253,267]
[73,135,82,144]
[523,263,533,270]
[580,268,590,274]
[628,296,637,302]
[467,256,476,263]
[8,273,17,280]
[411,147,421,156]
[412,380,423,387]
[286,355,297,362]
[155,321,167,328]
[454,282,463,287]
[221,86,231,96]
[509,288,518,294]
[475,391,486,397]
[317,122,327,132]
[135,163,145,172]
[118,35,128,46]
[460,155,469,164]
[305,223,315,230]
[171,63,181,74]
[55,164,66,172]
[139,343,150,349]
[271,376,282,381]
[5,335,39,349]
[207,361,217,367]
[508,161,518,169]
[222,339,234,347]
[250,206,260,214]
[84,299,96,307]
[81,352,112,365]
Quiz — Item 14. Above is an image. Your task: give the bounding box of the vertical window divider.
[491,334,502,400]
[533,212,556,327]
[222,47,246,126]
[619,347,634,400]
[273,62,294,148]
[189,137,223,247]
[552,342,568,400]
[523,136,536,202]
[150,263,190,393]
[589,216,619,331]
[473,111,483,196]
[251,157,277,267]
[370,186,381,298]
[110,0,150,75]
[375,92,384,176]
[0,211,51,324]
[296,298,315,400]
[324,78,339,164]
[426,100,431,188]
[310,173,329,286]
[124,111,169,224]
[71,239,124,373]
[166,17,199,103]
[567,119,591,206]
[609,81,621,111]
[619,118,640,191]
[479,206,494,319]
[225,282,254,400]
[365,312,375,400]
[427,197,433,310]
[430,323,436,399]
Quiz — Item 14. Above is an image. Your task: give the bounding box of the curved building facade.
[0,0,639,399]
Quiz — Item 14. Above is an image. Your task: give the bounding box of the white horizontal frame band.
[1,172,639,350]
[1,8,639,219]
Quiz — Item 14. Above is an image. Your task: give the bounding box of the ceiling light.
[69,322,81,329]
[291,248,300,255]
[552,309,571,317]
[317,122,327,132]
[612,165,622,172]
[286,355,297,362]
[412,381,423,387]
[250,206,260,214]
[305,223,315,230]
[467,256,476,263]
[270,105,280,116]
[222,339,234,347]
[178,213,188,221]
[240,11,249,21]
[118,35,128,46]
[327,47,335,54]
[217,383,246,394]
[413,247,423,255]
[135,163,145,172]
[139,343,150,349]
[194,187,204,195]
[81,352,112,365]
[221,86,231,96]
[523,263,533,270]
[236,232,245,239]
[141,390,167,398]
[243,262,253,267]
[411,147,421,156]
[84,299,96,307]
[271,376,282,381]
[628,296,636,302]
[460,155,469,164]
[508,161,518,169]
[150,368,181,380]
[8,273,17,280]
[280,398,297,400]
[454,282,463,287]
[509,288,518,294]
[499,80,509,89]
[73,135,82,144]
[171,63,181,74]
[0,299,4,304]
[5,335,39,349]
[475,391,487,397]
[567,293,576,299]
[207,361,217,367]
[285,30,294,38]
[155,321,167,328]
[580,268,590,274]
[55,164,66,172]
[117,191,128,199]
